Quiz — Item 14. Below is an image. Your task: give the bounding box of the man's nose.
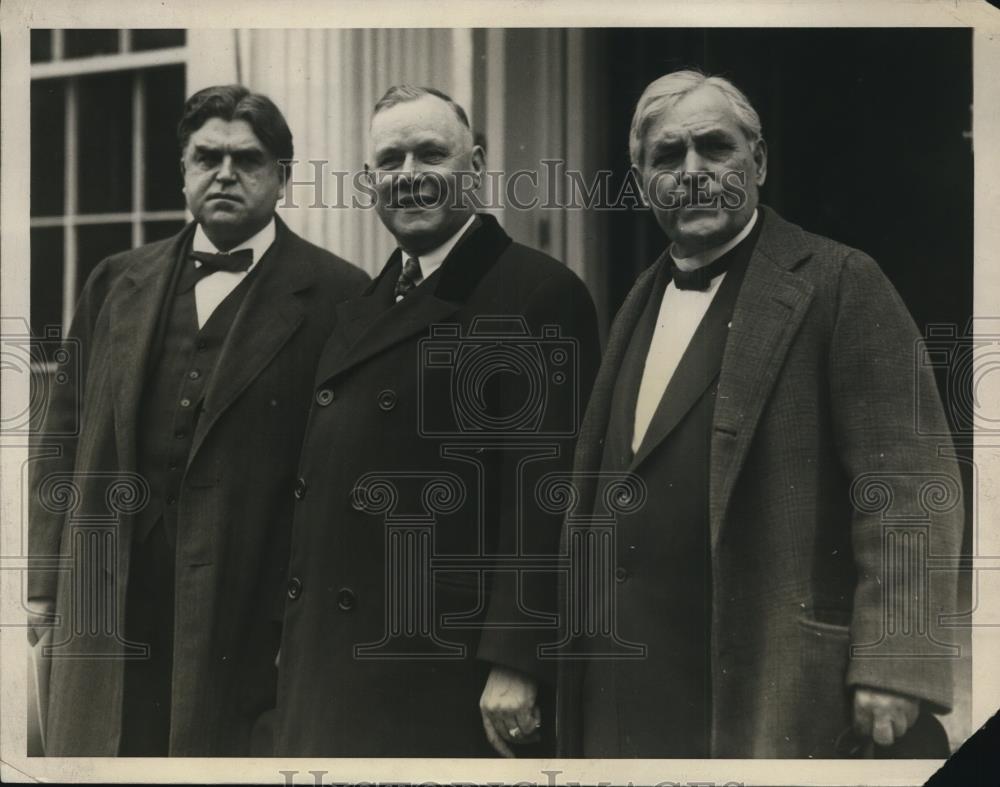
[216,155,237,182]
[680,148,706,180]
[401,152,429,175]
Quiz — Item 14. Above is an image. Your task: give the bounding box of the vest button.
[377,389,397,411]
[196,339,208,351]
[316,389,335,407]
[337,588,357,611]
[615,566,628,583]
[166,495,176,505]
[293,478,307,500]
[188,369,201,380]
[180,398,192,408]
[287,577,303,600]
[174,430,186,440]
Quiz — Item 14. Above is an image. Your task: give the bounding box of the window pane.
[77,72,133,214]
[31,227,65,338]
[64,30,120,59]
[77,223,132,295]
[31,80,67,217]
[143,220,186,243]
[144,65,186,211]
[31,30,53,63]
[131,29,186,51]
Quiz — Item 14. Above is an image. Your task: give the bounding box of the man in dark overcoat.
[28,85,369,756]
[554,70,963,758]
[273,85,600,757]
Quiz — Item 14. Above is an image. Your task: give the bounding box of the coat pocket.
[796,615,853,757]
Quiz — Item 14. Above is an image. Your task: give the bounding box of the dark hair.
[177,84,294,178]
[372,84,471,130]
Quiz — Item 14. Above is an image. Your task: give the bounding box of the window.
[30,30,189,340]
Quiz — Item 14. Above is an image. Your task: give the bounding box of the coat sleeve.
[475,268,600,684]
[828,251,962,713]
[28,258,114,602]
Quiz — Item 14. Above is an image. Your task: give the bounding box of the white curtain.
[240,29,470,275]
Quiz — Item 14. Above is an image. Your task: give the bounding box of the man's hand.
[26,598,55,647]
[479,664,540,758]
[853,687,920,747]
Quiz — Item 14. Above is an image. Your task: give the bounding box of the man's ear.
[630,163,650,208]
[470,145,486,188]
[753,138,768,186]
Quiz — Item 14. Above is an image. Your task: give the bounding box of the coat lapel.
[570,262,662,511]
[709,206,816,547]
[188,219,311,464]
[315,213,513,385]
[108,224,195,471]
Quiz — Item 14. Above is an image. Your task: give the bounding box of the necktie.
[178,249,254,294]
[668,251,736,291]
[190,248,254,273]
[394,256,423,300]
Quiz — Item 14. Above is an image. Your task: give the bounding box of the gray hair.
[629,70,762,167]
[372,84,472,134]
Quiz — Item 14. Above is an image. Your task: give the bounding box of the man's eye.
[194,152,220,168]
[233,153,264,170]
[378,156,403,169]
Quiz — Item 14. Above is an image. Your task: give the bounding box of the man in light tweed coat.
[554,70,962,758]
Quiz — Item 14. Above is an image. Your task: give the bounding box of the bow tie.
[190,248,254,273]
[669,252,733,291]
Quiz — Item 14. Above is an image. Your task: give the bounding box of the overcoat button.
[287,577,303,600]
[293,478,308,500]
[337,588,357,611]
[615,566,628,582]
[316,389,335,406]
[377,389,397,411]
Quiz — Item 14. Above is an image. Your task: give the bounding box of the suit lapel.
[315,213,512,385]
[629,276,733,471]
[630,228,758,471]
[108,224,195,471]
[709,206,816,547]
[189,219,310,463]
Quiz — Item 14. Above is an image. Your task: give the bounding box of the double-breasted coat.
[274,214,600,756]
[29,217,369,755]
[555,206,963,758]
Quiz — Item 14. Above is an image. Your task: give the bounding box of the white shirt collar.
[192,217,277,272]
[401,214,477,281]
[671,209,758,273]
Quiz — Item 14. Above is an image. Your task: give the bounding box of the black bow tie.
[669,252,734,291]
[190,248,254,273]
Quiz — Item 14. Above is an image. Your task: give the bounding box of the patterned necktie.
[394,256,423,300]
